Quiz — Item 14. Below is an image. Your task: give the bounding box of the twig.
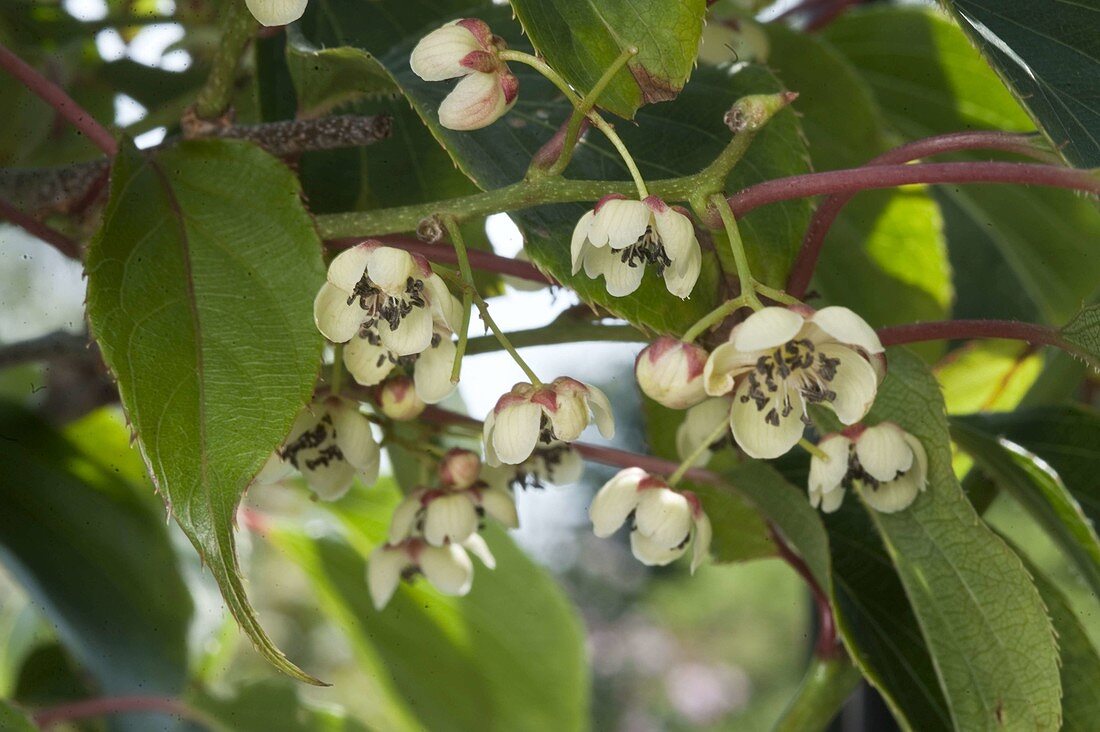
[0,196,83,259]
[0,43,117,156]
[786,131,1056,297]
[2,115,392,219]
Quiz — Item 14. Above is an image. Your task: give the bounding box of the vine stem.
[0,43,117,156]
[877,319,1065,348]
[786,131,1058,298]
[727,161,1100,217]
[33,696,216,730]
[0,196,82,259]
[772,656,862,732]
[418,404,839,656]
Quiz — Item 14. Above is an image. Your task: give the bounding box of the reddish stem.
[0,196,82,259]
[421,405,839,656]
[34,696,202,729]
[0,43,117,157]
[787,132,1054,298]
[728,162,1099,219]
[327,236,555,285]
[877,319,1064,348]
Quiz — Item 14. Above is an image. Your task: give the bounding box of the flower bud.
[379,376,426,421]
[440,448,481,489]
[635,337,708,409]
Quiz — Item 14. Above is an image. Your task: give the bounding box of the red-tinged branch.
[420,405,838,656]
[33,696,208,729]
[877,319,1065,349]
[0,43,117,157]
[327,235,556,285]
[0,196,82,259]
[787,131,1055,297]
[728,161,1099,218]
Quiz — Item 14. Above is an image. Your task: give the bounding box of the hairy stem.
[0,43,117,156]
[192,0,256,119]
[787,131,1058,297]
[0,196,83,260]
[728,161,1100,218]
[772,656,862,732]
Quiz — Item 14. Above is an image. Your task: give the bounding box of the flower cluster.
[368,449,518,609]
[411,20,519,130]
[809,422,928,514]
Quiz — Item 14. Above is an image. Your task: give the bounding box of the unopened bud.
[724,91,798,134]
[635,337,708,409]
[379,376,426,421]
[440,448,481,489]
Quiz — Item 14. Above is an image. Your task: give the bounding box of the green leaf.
[299,3,812,332]
[934,341,1043,414]
[271,484,590,732]
[0,699,34,732]
[194,679,371,732]
[764,25,951,347]
[284,26,397,117]
[863,349,1061,731]
[826,7,1100,326]
[941,0,1100,168]
[955,406,1100,528]
[952,418,1100,598]
[85,140,326,684]
[1023,557,1100,730]
[510,0,706,118]
[0,402,192,724]
[1060,303,1100,370]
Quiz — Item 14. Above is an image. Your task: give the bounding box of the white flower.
[588,468,712,573]
[410,19,519,131]
[676,397,733,467]
[378,376,426,421]
[439,448,482,489]
[345,325,460,405]
[482,441,585,491]
[388,484,518,547]
[245,0,307,26]
[703,306,885,459]
[808,423,928,514]
[314,242,461,356]
[274,397,379,500]
[635,337,708,409]
[483,377,614,466]
[571,195,702,298]
[367,535,496,610]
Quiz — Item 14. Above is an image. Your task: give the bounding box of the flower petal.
[812,306,884,354]
[690,512,712,574]
[571,210,596,274]
[490,401,542,465]
[652,206,696,261]
[729,381,805,459]
[817,486,846,513]
[480,486,519,529]
[808,434,851,496]
[327,245,372,292]
[588,467,646,537]
[244,0,308,27]
[662,237,701,299]
[409,23,482,81]
[596,199,650,250]
[702,342,757,396]
[380,305,434,356]
[902,432,929,490]
[423,493,480,546]
[367,546,409,610]
[438,71,507,131]
[601,256,646,297]
[818,344,878,425]
[366,246,418,293]
[254,451,293,485]
[634,488,693,549]
[314,282,364,344]
[330,401,379,480]
[630,531,687,566]
[462,533,496,569]
[424,275,462,332]
[419,543,474,596]
[301,458,357,501]
[732,307,806,353]
[860,474,921,513]
[586,384,616,439]
[546,445,584,485]
[547,391,589,443]
[855,422,913,483]
[388,491,424,543]
[414,338,458,403]
[343,335,396,386]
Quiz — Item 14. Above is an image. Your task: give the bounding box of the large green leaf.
[510,0,706,119]
[0,402,192,729]
[862,350,1061,731]
[271,483,589,732]
[85,140,326,683]
[952,418,1100,598]
[763,24,951,347]
[941,0,1100,168]
[826,7,1100,326]
[301,3,812,333]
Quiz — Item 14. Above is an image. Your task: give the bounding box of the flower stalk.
[667,419,730,486]
[710,193,764,310]
[441,216,477,383]
[192,0,256,120]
